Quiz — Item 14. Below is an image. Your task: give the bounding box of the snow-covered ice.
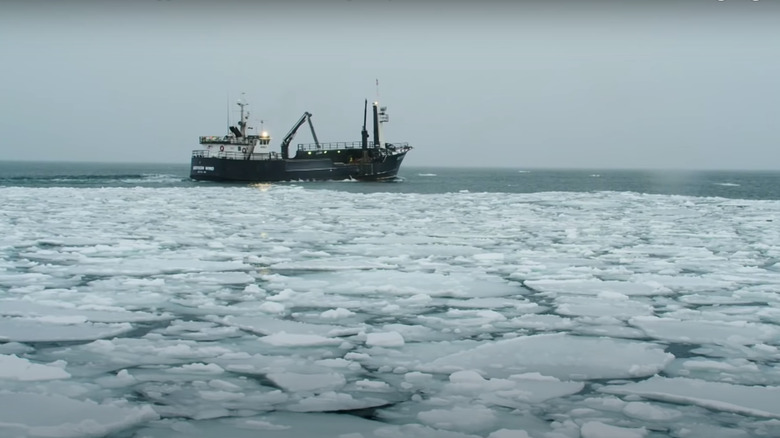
[1,186,780,437]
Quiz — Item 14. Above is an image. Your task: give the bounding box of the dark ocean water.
[1,160,779,200]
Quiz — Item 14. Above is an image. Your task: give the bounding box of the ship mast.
[373,101,380,148]
[237,97,249,138]
[226,93,230,134]
[361,99,369,162]
[373,80,388,148]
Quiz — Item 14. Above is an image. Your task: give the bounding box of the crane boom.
[280,112,314,159]
[307,115,320,149]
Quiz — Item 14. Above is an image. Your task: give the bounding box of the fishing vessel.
[190,97,412,182]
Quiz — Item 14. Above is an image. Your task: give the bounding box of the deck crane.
[280,112,320,159]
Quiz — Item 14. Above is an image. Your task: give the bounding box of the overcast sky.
[1,0,778,170]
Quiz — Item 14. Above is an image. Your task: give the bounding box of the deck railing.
[199,135,269,145]
[296,142,410,151]
[191,150,283,161]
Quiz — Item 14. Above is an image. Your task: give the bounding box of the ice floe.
[1,186,780,437]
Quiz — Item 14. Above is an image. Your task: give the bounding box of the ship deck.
[192,141,410,161]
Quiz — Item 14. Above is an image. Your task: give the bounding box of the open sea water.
[2,160,780,438]
[1,160,779,199]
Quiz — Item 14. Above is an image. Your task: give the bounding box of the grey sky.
[1,0,778,170]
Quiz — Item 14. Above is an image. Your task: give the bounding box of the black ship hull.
[190,151,408,182]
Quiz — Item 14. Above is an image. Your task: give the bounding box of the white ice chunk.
[295,270,518,298]
[555,295,654,319]
[167,362,225,375]
[260,332,342,347]
[0,392,158,438]
[526,279,668,296]
[423,333,673,380]
[320,308,356,319]
[134,411,384,438]
[633,274,735,293]
[581,421,648,438]
[622,401,682,422]
[170,271,255,285]
[94,369,137,388]
[258,302,286,314]
[0,317,133,342]
[0,354,70,381]
[366,331,405,347]
[0,272,54,288]
[504,314,577,331]
[0,342,33,355]
[354,379,392,392]
[72,338,234,369]
[488,430,532,438]
[0,299,172,323]
[270,257,396,271]
[444,297,540,311]
[286,391,390,412]
[630,315,779,346]
[417,404,497,434]
[266,372,346,392]
[601,376,780,418]
[208,379,242,392]
[220,315,346,337]
[673,423,752,438]
[443,370,584,406]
